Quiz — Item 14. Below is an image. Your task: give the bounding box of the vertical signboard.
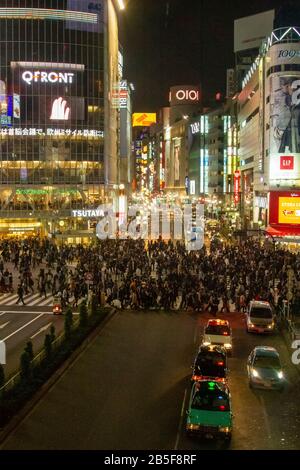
[234,170,240,204]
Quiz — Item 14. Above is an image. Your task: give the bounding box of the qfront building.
[0,0,123,241]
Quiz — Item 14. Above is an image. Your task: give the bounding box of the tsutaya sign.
[22,71,75,85]
[72,209,104,218]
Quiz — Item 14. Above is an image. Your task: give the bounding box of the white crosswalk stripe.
[0,292,54,307]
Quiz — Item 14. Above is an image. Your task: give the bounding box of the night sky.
[119,0,295,112]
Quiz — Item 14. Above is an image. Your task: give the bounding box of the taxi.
[191,345,228,383]
[186,380,233,440]
[202,319,233,354]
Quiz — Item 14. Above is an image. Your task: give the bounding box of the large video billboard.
[269,74,300,185]
[8,63,86,125]
[269,191,300,226]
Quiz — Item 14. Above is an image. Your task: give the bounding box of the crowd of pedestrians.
[0,236,300,315]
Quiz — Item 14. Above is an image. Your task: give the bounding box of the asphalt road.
[1,309,300,450]
[0,308,65,379]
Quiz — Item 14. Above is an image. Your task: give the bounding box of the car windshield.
[254,355,281,369]
[191,383,230,411]
[195,352,226,377]
[250,307,272,319]
[205,325,230,335]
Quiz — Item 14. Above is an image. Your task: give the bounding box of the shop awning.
[266,225,300,237]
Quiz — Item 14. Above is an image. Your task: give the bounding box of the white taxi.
[202,319,233,354]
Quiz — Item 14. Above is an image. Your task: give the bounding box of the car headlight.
[187,423,200,430]
[219,426,230,433]
[268,323,274,329]
[224,343,232,349]
[252,369,260,378]
[277,371,284,380]
[202,341,211,346]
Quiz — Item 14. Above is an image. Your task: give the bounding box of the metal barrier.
[278,300,300,341]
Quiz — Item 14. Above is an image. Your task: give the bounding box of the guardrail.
[277,300,300,341]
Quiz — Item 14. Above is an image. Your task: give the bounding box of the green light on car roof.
[208,382,215,389]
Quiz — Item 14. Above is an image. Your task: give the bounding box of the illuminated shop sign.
[169,85,201,106]
[176,90,199,101]
[190,122,200,134]
[280,156,294,170]
[0,128,104,138]
[132,113,157,127]
[278,50,300,59]
[22,71,75,85]
[234,171,240,204]
[72,209,104,218]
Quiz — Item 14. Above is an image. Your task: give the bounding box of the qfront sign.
[22,71,75,85]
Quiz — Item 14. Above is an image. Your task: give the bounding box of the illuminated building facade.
[239,25,300,237]
[0,0,121,240]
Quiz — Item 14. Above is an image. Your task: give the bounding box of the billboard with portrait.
[269,74,300,185]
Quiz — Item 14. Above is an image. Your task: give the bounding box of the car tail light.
[219,405,226,411]
[217,362,224,366]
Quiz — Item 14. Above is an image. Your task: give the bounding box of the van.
[246,300,275,334]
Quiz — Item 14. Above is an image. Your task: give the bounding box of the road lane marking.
[0,311,7,317]
[259,395,272,439]
[174,387,188,450]
[30,322,52,340]
[2,313,45,341]
[0,321,10,330]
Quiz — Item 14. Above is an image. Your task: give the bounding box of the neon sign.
[0,128,104,138]
[22,71,75,85]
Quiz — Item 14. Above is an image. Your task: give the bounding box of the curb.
[0,307,117,446]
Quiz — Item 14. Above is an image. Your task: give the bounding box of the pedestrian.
[16,284,25,305]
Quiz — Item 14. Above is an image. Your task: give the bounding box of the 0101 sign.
[175,89,199,101]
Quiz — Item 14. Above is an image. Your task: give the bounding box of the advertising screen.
[269,191,300,226]
[269,74,300,185]
[9,63,86,125]
[132,113,156,127]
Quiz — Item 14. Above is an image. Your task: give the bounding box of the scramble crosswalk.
[0,292,64,307]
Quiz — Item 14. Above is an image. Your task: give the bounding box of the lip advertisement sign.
[269,74,300,186]
[269,191,300,226]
